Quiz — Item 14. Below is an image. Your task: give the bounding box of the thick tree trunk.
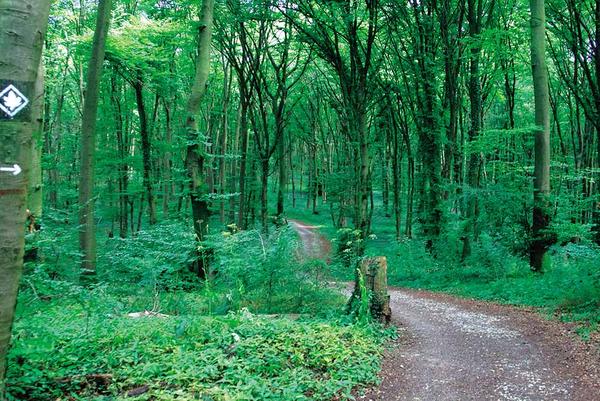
[357,112,370,235]
[184,0,214,245]
[529,0,553,272]
[0,0,51,393]
[78,0,112,275]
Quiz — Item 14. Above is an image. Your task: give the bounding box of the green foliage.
[211,226,341,314]
[355,268,371,326]
[99,221,200,293]
[7,310,385,401]
[332,228,365,269]
[11,218,389,401]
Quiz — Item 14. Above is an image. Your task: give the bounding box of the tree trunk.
[28,62,45,221]
[237,102,249,229]
[133,72,157,226]
[0,0,51,393]
[111,73,128,238]
[260,158,269,232]
[219,63,231,223]
[162,101,172,219]
[277,124,286,217]
[529,0,553,272]
[184,0,215,245]
[77,0,112,275]
[462,0,483,261]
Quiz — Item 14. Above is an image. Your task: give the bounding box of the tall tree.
[529,0,553,271]
[78,0,113,275]
[184,0,215,245]
[0,0,52,394]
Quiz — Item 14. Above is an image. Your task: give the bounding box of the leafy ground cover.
[8,308,385,401]
[7,216,389,401]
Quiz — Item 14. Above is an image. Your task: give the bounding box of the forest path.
[289,220,331,261]
[289,220,600,401]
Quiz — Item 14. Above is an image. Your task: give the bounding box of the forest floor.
[290,220,600,401]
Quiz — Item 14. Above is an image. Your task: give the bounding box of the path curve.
[289,219,331,261]
[363,290,600,401]
[289,220,600,401]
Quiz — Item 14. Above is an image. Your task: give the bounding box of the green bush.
[211,227,342,314]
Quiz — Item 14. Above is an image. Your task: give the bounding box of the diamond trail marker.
[0,84,29,118]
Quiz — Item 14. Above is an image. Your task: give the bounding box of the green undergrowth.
[8,216,390,400]
[7,308,386,401]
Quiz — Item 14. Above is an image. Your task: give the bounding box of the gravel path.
[289,220,600,401]
[362,290,600,401]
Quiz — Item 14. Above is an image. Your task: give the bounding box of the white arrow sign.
[0,164,22,176]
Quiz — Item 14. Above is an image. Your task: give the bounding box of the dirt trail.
[290,220,600,401]
[289,220,331,261]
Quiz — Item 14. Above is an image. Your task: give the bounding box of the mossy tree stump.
[349,256,392,323]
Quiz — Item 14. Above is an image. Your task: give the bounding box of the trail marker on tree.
[0,84,29,118]
[0,164,21,176]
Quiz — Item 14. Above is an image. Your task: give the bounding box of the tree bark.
[237,102,249,229]
[78,0,112,275]
[133,72,157,226]
[277,128,286,217]
[529,0,553,272]
[0,0,51,394]
[462,0,483,261]
[219,62,231,223]
[111,73,129,237]
[184,0,215,245]
[28,62,45,221]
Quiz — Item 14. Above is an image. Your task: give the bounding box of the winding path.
[290,220,600,401]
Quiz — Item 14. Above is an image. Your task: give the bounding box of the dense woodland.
[0,0,599,400]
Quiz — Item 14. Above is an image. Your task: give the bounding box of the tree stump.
[351,256,392,323]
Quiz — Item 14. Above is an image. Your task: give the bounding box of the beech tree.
[529,0,553,271]
[0,0,52,394]
[78,0,113,275]
[184,0,215,259]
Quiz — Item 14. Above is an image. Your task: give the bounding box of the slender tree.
[529,0,553,271]
[78,0,113,275]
